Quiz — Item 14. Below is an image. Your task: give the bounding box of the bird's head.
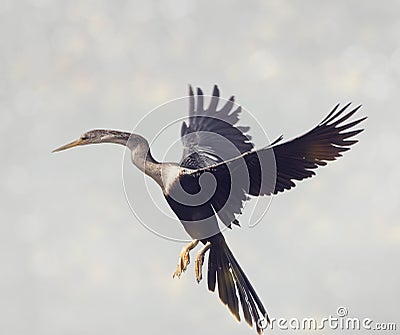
[52,129,132,152]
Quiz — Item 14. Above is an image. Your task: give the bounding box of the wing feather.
[180,85,254,169]
[183,103,365,225]
[245,103,366,195]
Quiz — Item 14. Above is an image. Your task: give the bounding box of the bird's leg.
[173,239,199,278]
[194,241,211,283]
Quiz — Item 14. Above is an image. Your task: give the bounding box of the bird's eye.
[81,134,89,140]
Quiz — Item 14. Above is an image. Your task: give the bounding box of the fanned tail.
[207,234,269,334]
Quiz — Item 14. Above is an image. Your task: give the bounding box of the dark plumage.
[53,85,366,334]
[167,87,365,333]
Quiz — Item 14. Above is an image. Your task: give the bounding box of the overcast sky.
[1,1,399,334]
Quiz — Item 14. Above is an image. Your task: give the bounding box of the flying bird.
[53,85,366,334]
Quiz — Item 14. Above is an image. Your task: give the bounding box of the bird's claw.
[172,239,199,278]
[194,242,211,283]
[194,252,205,283]
[173,249,190,278]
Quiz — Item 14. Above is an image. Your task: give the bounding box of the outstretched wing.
[180,85,254,169]
[186,103,366,227]
[245,103,367,195]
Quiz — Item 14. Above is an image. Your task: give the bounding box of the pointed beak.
[52,138,86,153]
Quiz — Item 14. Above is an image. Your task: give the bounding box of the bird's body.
[53,85,366,334]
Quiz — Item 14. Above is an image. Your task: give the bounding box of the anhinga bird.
[53,85,366,334]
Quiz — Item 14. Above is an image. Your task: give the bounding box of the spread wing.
[180,85,254,169]
[245,103,366,195]
[185,103,366,227]
[179,85,256,228]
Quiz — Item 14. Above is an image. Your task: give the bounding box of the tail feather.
[207,249,217,291]
[235,275,253,326]
[207,235,269,334]
[216,252,229,304]
[227,249,269,321]
[220,252,240,321]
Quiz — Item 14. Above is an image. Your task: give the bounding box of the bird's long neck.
[124,134,168,189]
[130,144,161,180]
[103,131,177,191]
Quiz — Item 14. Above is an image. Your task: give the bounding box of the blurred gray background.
[1,0,399,334]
